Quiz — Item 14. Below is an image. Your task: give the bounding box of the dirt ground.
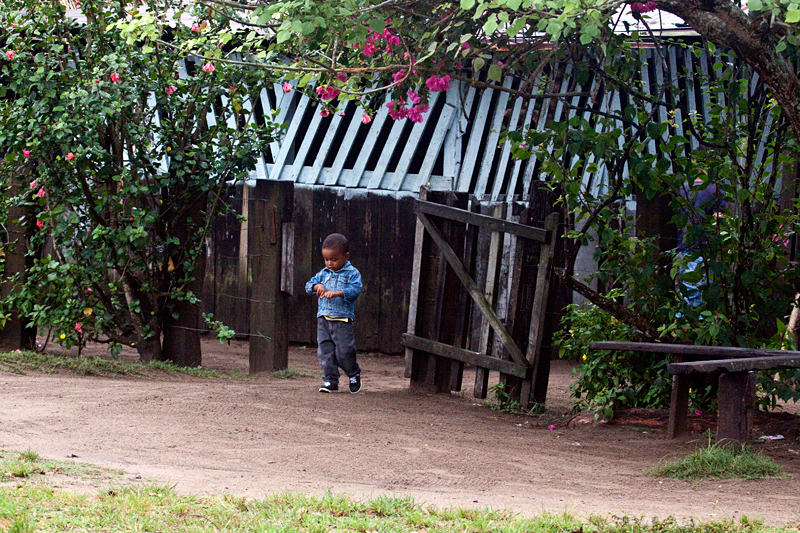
[1,339,800,526]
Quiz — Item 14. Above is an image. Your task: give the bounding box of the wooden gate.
[402,187,559,408]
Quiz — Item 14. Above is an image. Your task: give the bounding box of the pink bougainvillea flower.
[29,180,36,189]
[630,1,657,13]
[338,112,346,117]
[282,82,292,93]
[66,152,75,161]
[166,85,176,95]
[22,149,31,158]
[392,70,405,84]
[36,220,44,229]
[202,62,215,73]
[461,42,471,50]
[407,90,421,104]
[5,50,14,60]
[315,85,340,101]
[361,113,372,124]
[319,109,330,117]
[36,187,45,198]
[425,75,451,92]
[75,322,83,334]
[336,72,348,82]
[191,22,200,32]
[694,409,703,416]
[362,42,377,57]
[497,61,503,66]
[110,72,120,82]
[548,425,556,431]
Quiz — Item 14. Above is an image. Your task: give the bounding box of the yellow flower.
[83,307,93,316]
[166,146,172,152]
[689,388,693,394]
[582,354,587,361]
[60,334,66,340]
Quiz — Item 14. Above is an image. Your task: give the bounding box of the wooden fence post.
[248,180,294,374]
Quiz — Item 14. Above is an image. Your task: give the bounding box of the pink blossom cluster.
[386,92,430,123]
[5,50,14,60]
[316,85,341,101]
[202,62,215,73]
[110,72,120,83]
[357,23,402,58]
[630,1,657,13]
[166,85,176,95]
[425,75,451,92]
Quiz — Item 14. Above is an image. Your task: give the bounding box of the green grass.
[0,485,791,533]
[0,450,792,532]
[272,367,316,379]
[0,450,126,486]
[0,350,244,379]
[648,437,785,480]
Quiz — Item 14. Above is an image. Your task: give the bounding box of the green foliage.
[555,297,686,421]
[648,434,785,480]
[0,0,280,360]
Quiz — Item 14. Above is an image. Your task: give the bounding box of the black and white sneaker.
[319,381,338,393]
[349,374,362,394]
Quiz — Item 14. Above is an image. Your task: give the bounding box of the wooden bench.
[589,341,800,441]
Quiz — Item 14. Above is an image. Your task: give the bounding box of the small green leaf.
[488,63,503,82]
[786,9,800,22]
[461,0,476,8]
[472,57,485,71]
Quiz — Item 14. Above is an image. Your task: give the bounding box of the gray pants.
[317,317,360,385]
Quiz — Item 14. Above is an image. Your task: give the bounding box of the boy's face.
[322,248,349,272]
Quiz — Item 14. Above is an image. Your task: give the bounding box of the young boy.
[305,233,363,393]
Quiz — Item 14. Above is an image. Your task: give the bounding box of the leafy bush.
[555,297,715,421]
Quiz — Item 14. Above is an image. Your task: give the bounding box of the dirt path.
[1,341,799,526]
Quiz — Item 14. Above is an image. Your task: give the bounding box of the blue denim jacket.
[305,261,362,320]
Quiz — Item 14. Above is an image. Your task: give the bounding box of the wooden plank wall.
[204,186,418,354]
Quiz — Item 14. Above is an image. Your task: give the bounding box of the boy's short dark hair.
[322,233,349,254]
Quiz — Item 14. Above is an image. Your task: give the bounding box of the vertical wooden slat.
[491,92,524,201]
[524,213,559,406]
[368,114,408,189]
[473,203,506,399]
[404,187,428,378]
[445,84,475,189]
[326,106,368,186]
[303,112,348,185]
[474,76,513,198]
[269,95,310,180]
[347,97,392,187]
[403,103,457,191]
[456,86,495,192]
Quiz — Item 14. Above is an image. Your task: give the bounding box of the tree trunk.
[0,170,37,351]
[657,0,800,142]
[161,247,205,368]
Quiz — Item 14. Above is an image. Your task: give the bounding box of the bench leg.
[717,371,756,442]
[668,374,690,439]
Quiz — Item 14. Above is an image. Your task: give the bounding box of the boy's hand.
[321,290,345,299]
[313,284,327,298]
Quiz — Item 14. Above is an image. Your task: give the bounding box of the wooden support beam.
[416,200,548,242]
[248,180,293,374]
[591,341,794,360]
[525,213,560,405]
[402,334,528,378]
[717,372,756,442]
